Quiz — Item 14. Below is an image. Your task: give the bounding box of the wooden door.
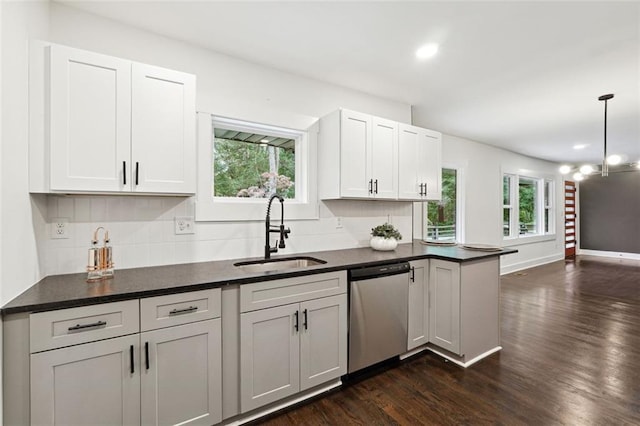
[141,319,221,426]
[299,294,347,391]
[49,44,131,192]
[131,63,196,194]
[240,304,300,413]
[340,110,371,197]
[429,259,461,355]
[408,261,429,350]
[31,334,140,426]
[564,180,577,257]
[370,117,398,199]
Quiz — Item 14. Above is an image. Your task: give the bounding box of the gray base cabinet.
[429,259,462,354]
[239,272,348,414]
[428,258,501,364]
[31,333,141,426]
[141,319,222,426]
[27,290,222,426]
[407,260,429,350]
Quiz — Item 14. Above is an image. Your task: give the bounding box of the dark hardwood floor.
[259,255,640,425]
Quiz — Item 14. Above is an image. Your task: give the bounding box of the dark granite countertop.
[1,241,517,315]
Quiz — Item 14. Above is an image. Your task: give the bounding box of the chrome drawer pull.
[169,306,198,316]
[68,320,107,331]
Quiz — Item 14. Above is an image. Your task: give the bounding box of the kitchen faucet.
[265,194,291,259]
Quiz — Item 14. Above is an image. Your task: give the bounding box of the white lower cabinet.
[240,284,347,413]
[141,319,222,426]
[31,333,141,426]
[407,260,429,350]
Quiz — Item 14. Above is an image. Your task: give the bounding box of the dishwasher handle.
[349,261,411,281]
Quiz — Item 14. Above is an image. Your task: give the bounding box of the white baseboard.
[500,253,564,275]
[578,249,640,261]
[223,380,342,425]
[427,346,502,368]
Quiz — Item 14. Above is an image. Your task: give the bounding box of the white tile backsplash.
[42,195,413,276]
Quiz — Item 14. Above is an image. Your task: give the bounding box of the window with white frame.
[503,172,555,240]
[196,114,318,221]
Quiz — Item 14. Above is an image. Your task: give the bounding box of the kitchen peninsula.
[3,242,515,425]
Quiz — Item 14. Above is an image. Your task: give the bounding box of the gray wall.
[579,170,640,254]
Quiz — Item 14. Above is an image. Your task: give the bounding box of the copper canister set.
[87,227,114,282]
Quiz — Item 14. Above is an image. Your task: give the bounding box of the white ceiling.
[58,1,640,165]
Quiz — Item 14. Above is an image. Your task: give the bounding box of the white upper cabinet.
[131,63,196,193]
[30,42,196,195]
[49,45,132,193]
[398,124,442,200]
[319,108,440,200]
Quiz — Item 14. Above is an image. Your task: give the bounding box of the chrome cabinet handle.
[68,320,107,331]
[123,161,127,185]
[368,179,373,194]
[135,162,139,186]
[374,179,378,194]
[169,306,198,316]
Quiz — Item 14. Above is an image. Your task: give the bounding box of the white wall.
[1,1,49,302]
[35,3,413,278]
[435,134,565,273]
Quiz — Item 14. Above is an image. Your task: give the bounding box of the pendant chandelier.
[559,93,640,181]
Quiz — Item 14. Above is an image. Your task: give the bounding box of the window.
[213,125,297,200]
[426,168,457,241]
[503,172,555,240]
[196,114,318,221]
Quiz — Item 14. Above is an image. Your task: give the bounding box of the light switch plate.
[174,216,195,235]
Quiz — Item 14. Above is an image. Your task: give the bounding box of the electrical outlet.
[174,216,195,235]
[335,217,343,229]
[51,218,70,239]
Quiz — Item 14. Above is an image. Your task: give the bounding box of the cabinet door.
[398,124,421,200]
[31,334,140,426]
[418,129,442,200]
[131,63,196,194]
[429,260,461,354]
[340,109,371,197]
[371,117,398,199]
[299,295,347,391]
[49,45,131,192]
[240,304,300,413]
[141,319,221,426]
[408,262,429,350]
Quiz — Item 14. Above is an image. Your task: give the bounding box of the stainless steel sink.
[234,256,327,273]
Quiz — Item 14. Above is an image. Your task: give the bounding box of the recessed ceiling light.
[559,165,572,174]
[260,139,270,143]
[416,43,439,60]
[573,172,584,181]
[573,144,587,150]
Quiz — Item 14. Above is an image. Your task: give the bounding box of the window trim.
[501,169,556,245]
[196,112,319,221]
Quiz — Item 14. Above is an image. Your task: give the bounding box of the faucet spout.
[265,194,288,259]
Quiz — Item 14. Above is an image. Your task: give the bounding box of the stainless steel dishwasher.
[348,261,410,373]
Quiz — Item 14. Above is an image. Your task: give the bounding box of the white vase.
[370,236,398,251]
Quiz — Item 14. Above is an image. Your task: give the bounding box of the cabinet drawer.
[30,300,139,353]
[240,271,347,313]
[140,288,221,332]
